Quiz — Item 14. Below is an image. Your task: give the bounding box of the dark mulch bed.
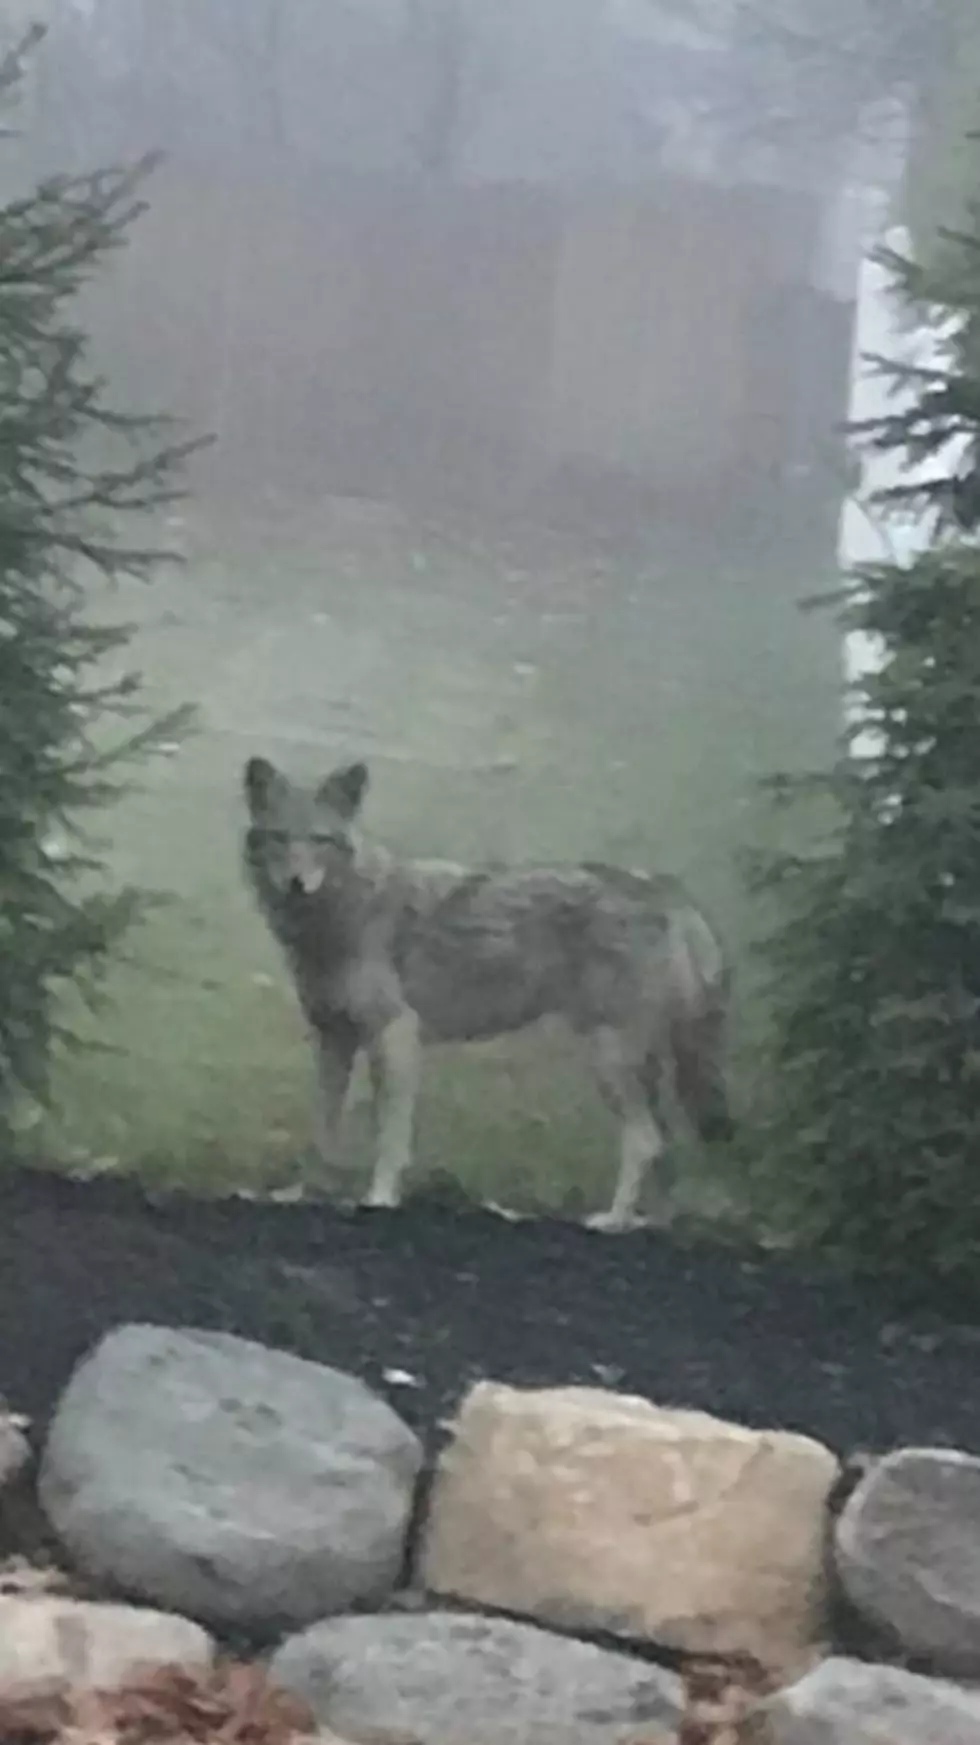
[3,1169,980,1460]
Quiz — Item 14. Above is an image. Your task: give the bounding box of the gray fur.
[242,755,734,1229]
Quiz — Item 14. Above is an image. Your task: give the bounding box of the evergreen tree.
[745,166,980,1292]
[0,35,199,1142]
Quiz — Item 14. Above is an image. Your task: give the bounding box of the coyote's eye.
[265,828,290,846]
[311,830,350,852]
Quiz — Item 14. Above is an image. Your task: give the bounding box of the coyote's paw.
[584,1209,646,1234]
[363,1185,401,1210]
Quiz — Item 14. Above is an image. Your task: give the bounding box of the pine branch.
[0,50,208,1136]
[743,126,980,1294]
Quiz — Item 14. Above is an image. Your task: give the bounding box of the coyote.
[242,756,734,1229]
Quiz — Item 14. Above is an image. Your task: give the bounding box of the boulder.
[39,1324,422,1632]
[0,1595,212,1694]
[271,1610,684,1745]
[764,1655,980,1745]
[418,1382,838,1666]
[835,1446,980,1676]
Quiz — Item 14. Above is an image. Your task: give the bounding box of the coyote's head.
[243,756,368,897]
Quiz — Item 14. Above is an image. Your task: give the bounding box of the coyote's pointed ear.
[244,756,288,814]
[318,760,369,819]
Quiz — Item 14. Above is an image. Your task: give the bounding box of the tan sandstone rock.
[417,1382,839,1668]
[0,1595,214,1695]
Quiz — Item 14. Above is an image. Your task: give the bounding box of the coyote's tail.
[664,902,734,1143]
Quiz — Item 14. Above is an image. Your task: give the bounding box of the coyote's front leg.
[364,1008,422,1208]
[312,1020,358,1170]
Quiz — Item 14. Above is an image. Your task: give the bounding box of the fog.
[13,0,949,1208]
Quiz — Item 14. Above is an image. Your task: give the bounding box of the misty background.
[8,0,966,1210]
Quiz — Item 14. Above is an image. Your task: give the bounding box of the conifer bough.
[0,36,203,1136]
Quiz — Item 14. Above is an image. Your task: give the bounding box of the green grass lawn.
[41,497,841,1217]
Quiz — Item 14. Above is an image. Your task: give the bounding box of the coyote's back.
[242,754,734,1226]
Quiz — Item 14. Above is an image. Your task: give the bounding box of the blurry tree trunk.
[406,0,468,178]
[217,0,285,160]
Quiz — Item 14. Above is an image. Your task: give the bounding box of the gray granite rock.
[835,1446,980,1676]
[271,1610,684,1745]
[39,1323,422,1631]
[764,1655,980,1745]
